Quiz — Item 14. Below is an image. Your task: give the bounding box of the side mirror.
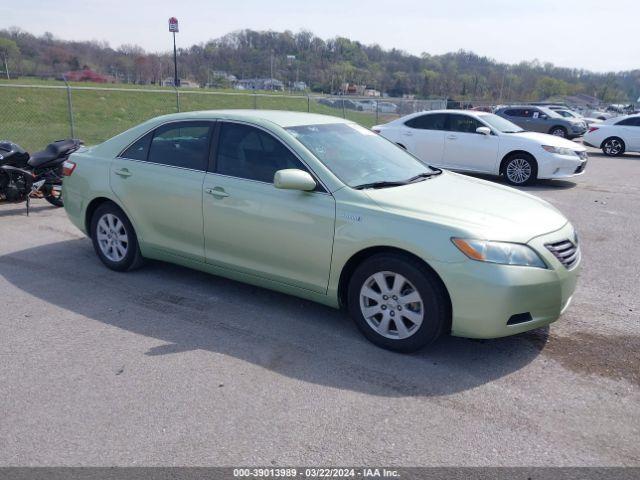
[274,169,316,191]
[476,126,491,135]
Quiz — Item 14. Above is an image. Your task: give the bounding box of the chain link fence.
[0,83,446,152]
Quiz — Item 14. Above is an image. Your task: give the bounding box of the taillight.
[588,127,599,133]
[62,160,77,176]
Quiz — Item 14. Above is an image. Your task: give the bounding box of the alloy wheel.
[551,128,566,137]
[359,271,424,339]
[603,139,623,156]
[96,213,129,262]
[506,158,532,184]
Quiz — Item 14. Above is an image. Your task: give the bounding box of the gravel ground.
[0,146,638,466]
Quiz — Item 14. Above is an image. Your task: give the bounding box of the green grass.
[0,79,385,151]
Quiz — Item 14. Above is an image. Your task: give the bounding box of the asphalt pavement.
[0,146,638,466]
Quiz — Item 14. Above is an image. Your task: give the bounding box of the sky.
[1,0,638,72]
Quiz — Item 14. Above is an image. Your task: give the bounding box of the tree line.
[1,27,638,103]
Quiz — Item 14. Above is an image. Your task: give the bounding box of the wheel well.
[84,197,113,237]
[549,125,566,134]
[337,246,452,333]
[500,150,537,174]
[600,136,625,148]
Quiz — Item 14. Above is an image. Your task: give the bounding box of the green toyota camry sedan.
[62,110,580,352]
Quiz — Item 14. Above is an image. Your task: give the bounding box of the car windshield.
[478,113,524,133]
[286,123,437,188]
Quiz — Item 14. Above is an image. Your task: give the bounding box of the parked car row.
[317,97,398,113]
[373,109,588,185]
[61,109,581,353]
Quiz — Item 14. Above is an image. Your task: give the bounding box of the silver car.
[495,106,587,139]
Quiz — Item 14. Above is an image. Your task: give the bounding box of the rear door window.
[504,109,524,117]
[120,132,152,161]
[147,121,212,171]
[404,113,446,130]
[616,117,640,126]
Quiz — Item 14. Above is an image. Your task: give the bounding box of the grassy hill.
[0,79,379,151]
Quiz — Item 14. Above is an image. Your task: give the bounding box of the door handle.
[447,135,458,140]
[114,168,132,177]
[205,187,229,198]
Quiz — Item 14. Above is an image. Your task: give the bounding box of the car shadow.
[0,239,548,398]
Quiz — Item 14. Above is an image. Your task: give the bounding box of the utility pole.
[270,50,274,83]
[169,17,179,87]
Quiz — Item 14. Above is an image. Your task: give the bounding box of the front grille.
[545,239,580,269]
[574,162,586,173]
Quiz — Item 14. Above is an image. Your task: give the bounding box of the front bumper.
[436,222,580,339]
[537,150,588,179]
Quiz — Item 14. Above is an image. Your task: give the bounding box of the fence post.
[342,96,346,118]
[307,94,310,113]
[375,99,379,124]
[175,87,180,112]
[253,91,257,109]
[62,76,76,138]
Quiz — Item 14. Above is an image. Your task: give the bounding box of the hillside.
[1,27,638,102]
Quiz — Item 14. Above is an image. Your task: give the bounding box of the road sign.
[169,17,179,33]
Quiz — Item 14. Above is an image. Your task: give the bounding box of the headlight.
[541,145,578,156]
[452,238,547,268]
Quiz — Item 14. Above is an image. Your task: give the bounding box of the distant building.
[292,81,308,91]
[62,69,114,83]
[365,88,381,97]
[340,83,366,96]
[236,78,284,91]
[206,71,238,88]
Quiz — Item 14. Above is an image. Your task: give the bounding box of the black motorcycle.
[0,139,82,213]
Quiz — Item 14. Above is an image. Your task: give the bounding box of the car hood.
[364,172,568,243]
[509,131,587,150]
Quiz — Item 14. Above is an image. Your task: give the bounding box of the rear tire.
[601,137,625,156]
[502,153,538,186]
[347,253,447,353]
[90,202,144,272]
[549,126,567,137]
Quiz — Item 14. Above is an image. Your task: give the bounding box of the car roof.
[145,109,351,128]
[394,109,491,121]
[603,113,640,124]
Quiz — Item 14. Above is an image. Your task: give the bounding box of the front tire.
[601,137,625,156]
[503,153,538,186]
[90,202,144,272]
[347,253,447,353]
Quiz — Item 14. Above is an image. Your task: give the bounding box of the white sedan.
[583,114,640,156]
[373,110,588,186]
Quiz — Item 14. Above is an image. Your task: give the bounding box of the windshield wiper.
[405,170,442,183]
[353,180,409,190]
